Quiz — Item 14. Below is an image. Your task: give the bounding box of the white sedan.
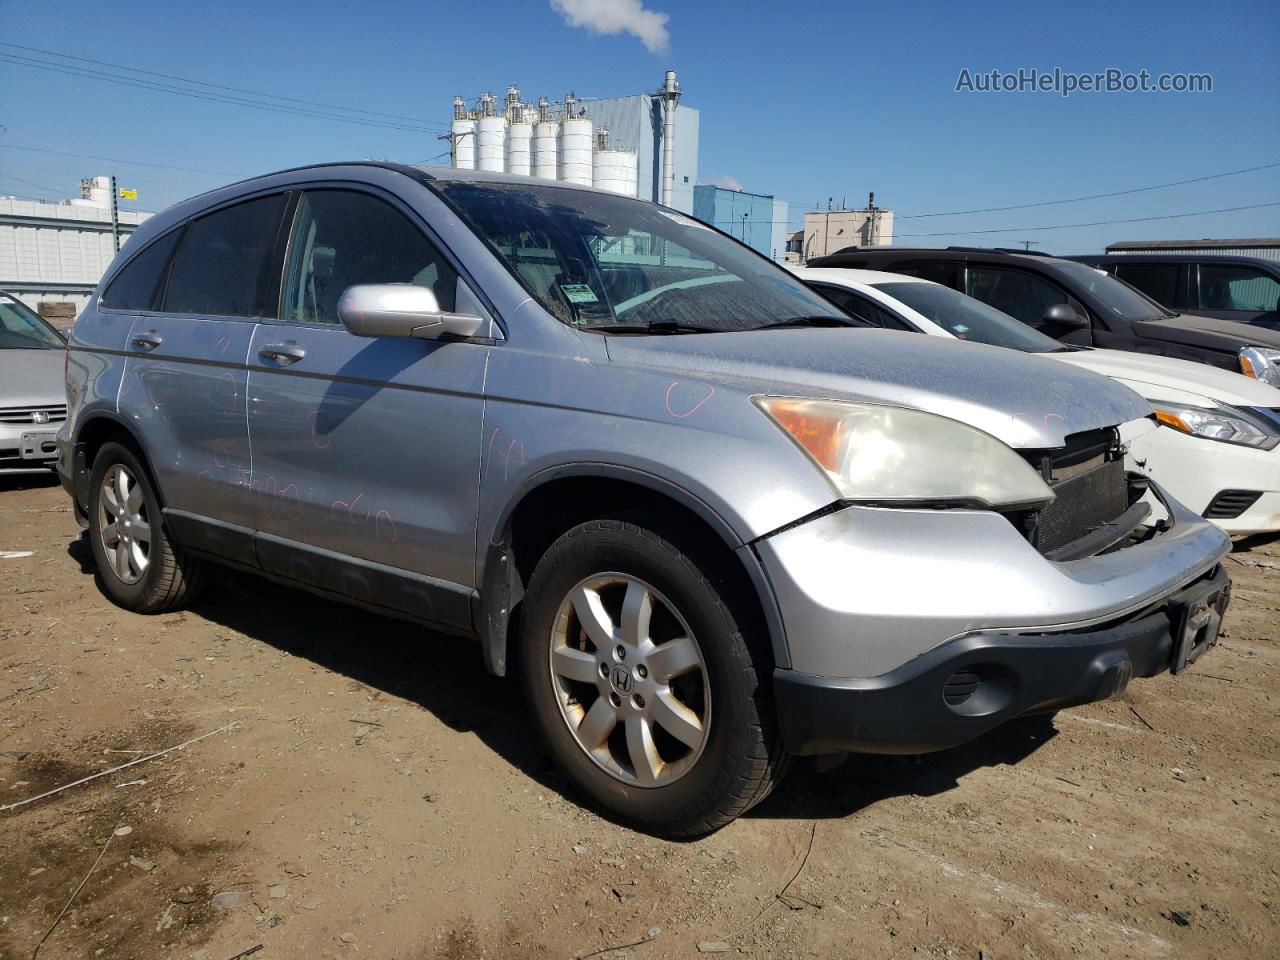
[793,267,1280,535]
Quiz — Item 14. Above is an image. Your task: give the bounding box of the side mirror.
[1042,302,1089,330]
[338,284,486,340]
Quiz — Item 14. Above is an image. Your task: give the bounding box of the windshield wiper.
[755,315,861,330]
[579,320,719,335]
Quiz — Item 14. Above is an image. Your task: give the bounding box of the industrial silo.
[558,94,593,186]
[450,96,476,169]
[475,92,507,173]
[591,129,638,197]
[506,89,534,177]
[531,96,558,179]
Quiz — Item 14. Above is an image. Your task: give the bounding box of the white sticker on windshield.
[560,283,599,304]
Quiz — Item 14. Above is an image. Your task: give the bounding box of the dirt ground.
[1,470,1276,960]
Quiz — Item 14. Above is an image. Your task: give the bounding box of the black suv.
[1067,253,1280,329]
[808,246,1280,386]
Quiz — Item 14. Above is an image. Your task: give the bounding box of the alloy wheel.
[98,463,151,584]
[549,573,710,788]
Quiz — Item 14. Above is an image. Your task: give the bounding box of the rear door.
[115,192,289,540]
[246,186,488,630]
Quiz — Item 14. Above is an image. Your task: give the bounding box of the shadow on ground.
[0,469,59,493]
[65,535,1058,834]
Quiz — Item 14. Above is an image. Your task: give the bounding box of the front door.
[246,187,488,630]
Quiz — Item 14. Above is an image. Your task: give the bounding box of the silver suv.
[58,165,1230,836]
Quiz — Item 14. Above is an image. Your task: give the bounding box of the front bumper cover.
[774,565,1229,756]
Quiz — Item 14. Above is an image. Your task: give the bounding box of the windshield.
[1050,261,1175,322]
[874,281,1065,353]
[0,297,64,350]
[433,181,844,332]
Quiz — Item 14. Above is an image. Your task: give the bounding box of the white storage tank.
[450,96,476,169]
[558,95,593,187]
[532,96,558,179]
[592,129,638,197]
[506,108,534,177]
[475,92,506,173]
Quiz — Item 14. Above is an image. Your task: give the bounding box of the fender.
[68,408,163,522]
[477,462,792,677]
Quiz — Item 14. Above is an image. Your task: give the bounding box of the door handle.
[259,342,306,365]
[130,331,162,351]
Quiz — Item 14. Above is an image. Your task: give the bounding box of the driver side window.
[282,190,456,325]
[965,267,1085,330]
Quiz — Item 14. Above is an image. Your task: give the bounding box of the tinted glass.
[1113,263,1179,308]
[281,190,456,325]
[876,281,1065,353]
[813,285,903,329]
[0,296,64,349]
[1199,264,1280,312]
[164,194,286,317]
[965,266,1081,329]
[895,260,963,290]
[1049,261,1171,321]
[100,230,180,311]
[436,181,842,332]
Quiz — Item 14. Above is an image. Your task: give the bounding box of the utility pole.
[1019,240,1039,251]
[110,174,120,252]
[437,129,473,166]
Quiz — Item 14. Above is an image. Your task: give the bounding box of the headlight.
[754,396,1055,509]
[1151,400,1280,450]
[1239,346,1280,387]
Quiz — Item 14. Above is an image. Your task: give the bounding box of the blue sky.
[1,0,1277,253]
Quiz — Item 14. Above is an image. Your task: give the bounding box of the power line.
[894,200,1280,238]
[0,141,244,177]
[0,172,63,195]
[897,161,1280,219]
[0,52,443,134]
[0,41,442,127]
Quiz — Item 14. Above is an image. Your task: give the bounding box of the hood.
[0,348,66,407]
[1137,313,1280,350]
[606,328,1152,450]
[1052,348,1280,408]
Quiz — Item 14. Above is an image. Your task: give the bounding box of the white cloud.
[703,175,743,191]
[549,0,671,55]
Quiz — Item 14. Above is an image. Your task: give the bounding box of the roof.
[788,266,926,288]
[1105,238,1280,251]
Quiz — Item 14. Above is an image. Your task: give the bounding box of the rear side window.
[1113,263,1179,308]
[100,230,180,311]
[164,194,287,318]
[895,260,963,290]
[1198,264,1280,312]
[281,190,457,325]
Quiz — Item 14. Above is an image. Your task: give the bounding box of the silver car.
[1,292,67,469]
[58,166,1230,836]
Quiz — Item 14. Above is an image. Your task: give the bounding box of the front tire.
[518,516,789,837]
[87,441,204,613]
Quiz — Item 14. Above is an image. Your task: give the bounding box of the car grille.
[1203,489,1263,520]
[0,404,67,425]
[1012,427,1138,557]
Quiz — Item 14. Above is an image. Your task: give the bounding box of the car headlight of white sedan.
[1239,346,1280,388]
[1151,400,1280,450]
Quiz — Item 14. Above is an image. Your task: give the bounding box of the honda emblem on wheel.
[611,667,633,694]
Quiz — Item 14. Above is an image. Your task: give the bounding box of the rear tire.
[518,515,789,837]
[87,441,204,613]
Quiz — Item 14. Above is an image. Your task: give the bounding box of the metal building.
[692,185,789,261]
[1104,238,1280,262]
[1,178,151,314]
